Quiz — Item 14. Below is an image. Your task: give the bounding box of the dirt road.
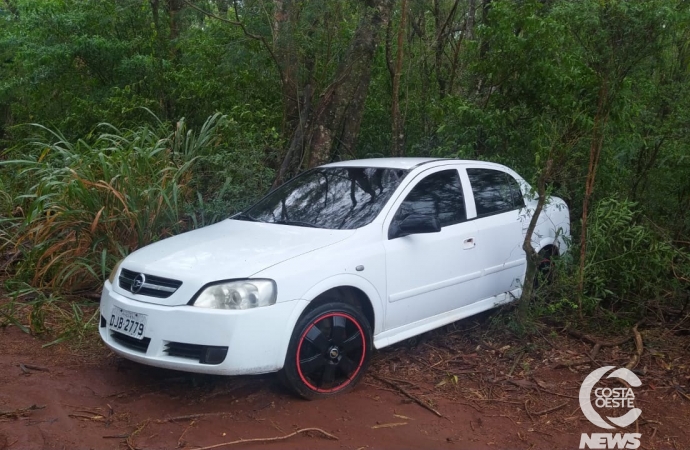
[1,317,689,450]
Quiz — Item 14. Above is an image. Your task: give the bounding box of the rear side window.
[467,168,524,217]
[393,169,466,228]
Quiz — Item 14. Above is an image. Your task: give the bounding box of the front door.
[383,167,485,331]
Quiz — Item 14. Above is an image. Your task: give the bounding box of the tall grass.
[1,112,227,293]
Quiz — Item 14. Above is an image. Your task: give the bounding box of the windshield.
[237,167,408,229]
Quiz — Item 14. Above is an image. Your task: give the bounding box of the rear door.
[464,167,527,296]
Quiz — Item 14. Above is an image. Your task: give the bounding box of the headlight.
[193,280,277,310]
[108,259,124,284]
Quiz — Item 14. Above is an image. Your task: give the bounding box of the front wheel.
[282,303,372,399]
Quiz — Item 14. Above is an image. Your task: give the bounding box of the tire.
[535,247,556,288]
[282,302,372,400]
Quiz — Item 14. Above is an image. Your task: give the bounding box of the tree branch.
[181,0,284,84]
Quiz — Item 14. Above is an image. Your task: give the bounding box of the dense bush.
[583,198,682,311]
[1,113,274,293]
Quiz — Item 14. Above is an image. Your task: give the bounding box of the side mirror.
[391,214,441,239]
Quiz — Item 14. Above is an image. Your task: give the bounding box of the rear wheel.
[283,302,372,399]
[535,247,557,288]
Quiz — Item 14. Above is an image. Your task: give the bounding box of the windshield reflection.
[239,167,408,230]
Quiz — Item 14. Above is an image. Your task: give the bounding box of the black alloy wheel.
[283,302,372,399]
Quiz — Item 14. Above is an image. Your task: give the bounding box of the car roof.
[320,157,509,171]
[321,157,441,170]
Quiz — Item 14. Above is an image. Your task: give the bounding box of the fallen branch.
[507,378,537,390]
[429,353,479,368]
[674,386,690,402]
[22,364,50,372]
[178,419,197,448]
[372,422,407,429]
[552,359,592,369]
[68,413,105,421]
[377,375,424,389]
[372,374,444,418]
[524,400,535,423]
[508,352,525,377]
[625,323,644,370]
[532,401,569,416]
[639,419,662,426]
[126,419,150,450]
[539,388,579,400]
[155,411,234,423]
[468,398,523,405]
[194,428,338,450]
[566,328,633,360]
[0,404,45,418]
[533,380,580,400]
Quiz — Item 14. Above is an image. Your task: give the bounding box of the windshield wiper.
[233,212,261,222]
[274,220,323,228]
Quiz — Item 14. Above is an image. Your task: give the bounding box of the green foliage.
[1,0,162,137]
[0,280,99,344]
[583,198,681,310]
[0,0,688,329]
[185,107,281,226]
[2,112,231,292]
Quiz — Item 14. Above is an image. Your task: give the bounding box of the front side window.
[391,169,466,231]
[467,168,524,217]
[238,167,408,229]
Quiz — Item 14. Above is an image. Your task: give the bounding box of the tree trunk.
[466,0,476,41]
[278,0,394,174]
[577,80,610,314]
[478,0,491,59]
[387,0,407,156]
[166,0,184,43]
[272,0,301,136]
[432,0,460,99]
[433,1,446,98]
[519,160,550,319]
[150,0,160,30]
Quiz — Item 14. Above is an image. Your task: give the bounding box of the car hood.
[116,219,355,305]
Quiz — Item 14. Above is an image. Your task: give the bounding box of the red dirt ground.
[1,313,689,450]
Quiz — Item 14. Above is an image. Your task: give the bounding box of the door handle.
[464,237,475,249]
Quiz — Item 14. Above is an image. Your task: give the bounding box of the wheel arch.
[535,238,560,256]
[298,275,383,335]
[301,286,375,333]
[537,242,559,257]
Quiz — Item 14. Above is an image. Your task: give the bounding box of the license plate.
[109,307,147,340]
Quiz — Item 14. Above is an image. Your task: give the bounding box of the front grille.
[111,331,151,353]
[165,342,228,365]
[119,268,182,298]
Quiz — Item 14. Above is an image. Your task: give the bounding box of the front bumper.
[99,281,304,375]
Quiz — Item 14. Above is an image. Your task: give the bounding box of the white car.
[99,158,569,398]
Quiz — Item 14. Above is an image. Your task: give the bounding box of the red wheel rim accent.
[295,312,366,393]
